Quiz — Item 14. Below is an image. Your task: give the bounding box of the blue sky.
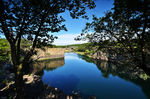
[53,0,114,45]
[0,0,114,45]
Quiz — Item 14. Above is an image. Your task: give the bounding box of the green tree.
[0,39,10,63]
[77,0,150,74]
[113,0,150,71]
[0,0,95,98]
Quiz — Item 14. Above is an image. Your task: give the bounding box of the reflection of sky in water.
[65,53,82,60]
[42,53,149,99]
[43,72,79,93]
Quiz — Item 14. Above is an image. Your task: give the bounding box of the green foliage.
[140,73,150,80]
[54,43,93,49]
[0,39,10,63]
[20,39,32,49]
[0,39,33,63]
[77,45,86,52]
[9,96,12,99]
[72,43,93,52]
[77,0,150,72]
[0,0,95,66]
[0,2,95,97]
[69,43,95,57]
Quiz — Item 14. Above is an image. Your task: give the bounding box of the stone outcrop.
[32,48,65,60]
[92,51,108,61]
[23,74,44,99]
[23,74,84,99]
[0,72,88,99]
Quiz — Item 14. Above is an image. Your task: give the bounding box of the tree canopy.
[0,0,95,98]
[76,0,150,73]
[0,0,95,63]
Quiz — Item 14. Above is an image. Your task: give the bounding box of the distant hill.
[55,43,91,48]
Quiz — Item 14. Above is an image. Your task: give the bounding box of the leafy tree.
[0,39,10,63]
[77,0,150,73]
[0,0,95,98]
[113,0,150,70]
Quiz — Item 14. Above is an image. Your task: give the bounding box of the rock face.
[91,48,128,62]
[23,74,83,99]
[23,75,44,99]
[23,74,95,99]
[32,48,65,60]
[0,71,97,99]
[92,51,108,61]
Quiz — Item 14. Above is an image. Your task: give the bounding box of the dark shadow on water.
[79,54,150,99]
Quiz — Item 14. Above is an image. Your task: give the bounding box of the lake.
[38,53,150,99]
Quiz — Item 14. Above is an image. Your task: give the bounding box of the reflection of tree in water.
[80,55,150,99]
[32,58,64,75]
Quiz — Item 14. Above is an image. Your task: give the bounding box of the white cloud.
[53,34,87,45]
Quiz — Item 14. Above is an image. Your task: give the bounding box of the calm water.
[40,53,150,99]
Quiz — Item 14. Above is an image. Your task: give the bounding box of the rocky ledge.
[23,74,82,99]
[0,71,97,99]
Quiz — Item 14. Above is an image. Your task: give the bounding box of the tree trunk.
[15,65,24,99]
[10,44,24,99]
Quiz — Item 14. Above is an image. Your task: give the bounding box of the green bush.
[0,39,10,63]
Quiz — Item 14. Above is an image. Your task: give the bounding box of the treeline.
[55,43,91,48]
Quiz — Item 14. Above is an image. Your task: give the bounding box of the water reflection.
[33,53,150,99]
[81,56,150,99]
[43,72,80,94]
[32,58,64,75]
